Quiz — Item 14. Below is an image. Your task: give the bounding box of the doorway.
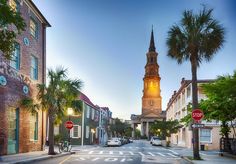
[7,108,19,154]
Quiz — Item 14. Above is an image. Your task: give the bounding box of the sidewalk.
[168,145,236,164]
[0,146,71,164]
[0,144,103,164]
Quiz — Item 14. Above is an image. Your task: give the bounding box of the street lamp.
[67,108,73,144]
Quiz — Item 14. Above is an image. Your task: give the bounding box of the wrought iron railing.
[220,138,236,155]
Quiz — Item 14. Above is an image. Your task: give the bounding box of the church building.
[131,29,165,138]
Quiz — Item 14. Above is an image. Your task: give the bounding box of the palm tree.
[166,7,225,159]
[21,67,82,155]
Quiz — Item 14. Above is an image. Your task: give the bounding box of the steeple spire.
[149,26,156,52]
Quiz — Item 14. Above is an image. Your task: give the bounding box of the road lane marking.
[109,151,113,154]
[167,153,178,157]
[138,152,145,156]
[119,151,123,155]
[200,152,207,155]
[99,151,103,154]
[156,152,165,156]
[59,155,72,164]
[79,157,86,160]
[120,158,133,162]
[92,157,100,161]
[88,151,94,154]
[104,158,118,162]
[129,151,134,155]
[166,149,179,155]
[148,152,155,156]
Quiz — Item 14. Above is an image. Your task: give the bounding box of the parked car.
[150,136,161,144]
[107,138,122,146]
[129,138,133,143]
[152,137,162,146]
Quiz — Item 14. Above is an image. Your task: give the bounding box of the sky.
[33,0,236,120]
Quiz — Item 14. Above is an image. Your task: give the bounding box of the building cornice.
[166,78,215,111]
[24,0,51,27]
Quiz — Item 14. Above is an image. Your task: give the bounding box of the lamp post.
[67,108,73,144]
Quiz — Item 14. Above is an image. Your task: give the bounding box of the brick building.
[0,0,50,155]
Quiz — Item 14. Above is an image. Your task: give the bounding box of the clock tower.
[142,29,162,117]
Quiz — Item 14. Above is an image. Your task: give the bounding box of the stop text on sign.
[192,109,204,121]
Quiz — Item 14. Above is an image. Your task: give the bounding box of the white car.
[152,137,162,146]
[107,138,121,146]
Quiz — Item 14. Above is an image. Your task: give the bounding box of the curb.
[181,156,194,164]
[219,152,236,159]
[10,152,74,164]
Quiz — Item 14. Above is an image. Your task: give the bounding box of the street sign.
[192,109,204,121]
[191,124,205,128]
[65,121,74,129]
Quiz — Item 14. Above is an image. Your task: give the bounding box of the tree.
[200,71,236,138]
[110,118,126,137]
[0,0,26,59]
[124,127,133,137]
[150,120,182,140]
[135,129,141,139]
[166,6,225,159]
[21,67,82,155]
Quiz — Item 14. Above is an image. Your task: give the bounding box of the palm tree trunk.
[48,112,55,155]
[191,57,201,159]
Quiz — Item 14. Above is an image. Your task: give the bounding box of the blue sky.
[33,0,236,120]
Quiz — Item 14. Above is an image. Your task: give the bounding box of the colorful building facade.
[56,93,112,146]
[0,0,50,155]
[166,78,224,150]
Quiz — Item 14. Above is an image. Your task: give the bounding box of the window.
[86,106,90,118]
[30,55,38,80]
[200,129,212,143]
[9,0,20,13]
[71,125,81,138]
[30,113,38,141]
[187,85,191,98]
[30,18,38,39]
[86,126,89,138]
[91,109,95,120]
[10,43,20,70]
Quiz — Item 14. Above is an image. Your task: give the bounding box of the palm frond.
[20,98,39,114]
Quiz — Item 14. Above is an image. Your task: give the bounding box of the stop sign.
[65,121,74,129]
[192,109,204,121]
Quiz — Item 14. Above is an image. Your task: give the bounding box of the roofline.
[25,0,51,27]
[166,79,215,111]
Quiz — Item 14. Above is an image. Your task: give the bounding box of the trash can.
[200,144,205,151]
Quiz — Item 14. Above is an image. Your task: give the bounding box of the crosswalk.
[77,150,180,158]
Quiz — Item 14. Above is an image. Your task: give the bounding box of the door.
[7,108,19,154]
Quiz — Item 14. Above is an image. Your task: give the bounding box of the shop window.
[200,129,212,143]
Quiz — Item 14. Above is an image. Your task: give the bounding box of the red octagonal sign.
[192,109,204,121]
[65,121,74,129]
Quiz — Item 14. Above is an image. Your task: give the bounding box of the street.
[35,140,189,164]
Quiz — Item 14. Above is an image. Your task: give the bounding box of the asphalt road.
[34,140,190,164]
